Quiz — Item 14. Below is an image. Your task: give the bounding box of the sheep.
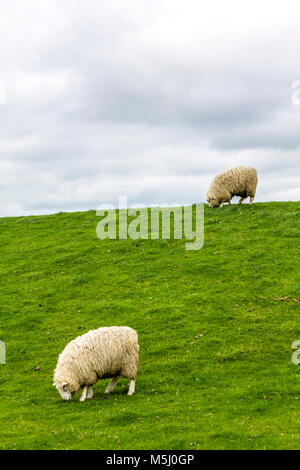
[53,326,139,401]
[206,166,258,208]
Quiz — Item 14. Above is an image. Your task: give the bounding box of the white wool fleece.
[206,166,258,207]
[53,326,139,400]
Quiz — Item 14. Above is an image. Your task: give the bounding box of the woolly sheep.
[206,166,258,208]
[53,326,139,401]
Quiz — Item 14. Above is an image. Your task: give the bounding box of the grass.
[0,201,299,450]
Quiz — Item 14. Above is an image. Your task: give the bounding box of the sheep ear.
[62,382,68,391]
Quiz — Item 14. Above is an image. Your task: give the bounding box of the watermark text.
[292,340,300,365]
[96,197,204,251]
[0,341,6,365]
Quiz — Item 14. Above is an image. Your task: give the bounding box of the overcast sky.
[0,0,300,216]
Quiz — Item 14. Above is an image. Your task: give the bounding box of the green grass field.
[0,202,299,450]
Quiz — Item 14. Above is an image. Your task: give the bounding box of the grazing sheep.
[206,166,258,208]
[53,326,139,401]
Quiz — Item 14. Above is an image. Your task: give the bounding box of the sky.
[0,0,300,216]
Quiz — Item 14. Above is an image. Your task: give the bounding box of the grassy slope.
[0,202,299,450]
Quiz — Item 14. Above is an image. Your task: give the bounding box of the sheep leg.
[220,201,224,208]
[228,200,231,205]
[87,386,93,399]
[105,376,119,394]
[127,379,136,396]
[238,197,245,205]
[79,385,88,402]
[249,196,255,204]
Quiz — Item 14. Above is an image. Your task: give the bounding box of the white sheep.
[53,326,139,401]
[206,166,258,208]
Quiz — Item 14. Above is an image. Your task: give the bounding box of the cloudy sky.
[0,0,300,216]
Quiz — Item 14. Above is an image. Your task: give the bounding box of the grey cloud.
[0,0,300,217]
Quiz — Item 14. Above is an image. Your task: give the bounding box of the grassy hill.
[0,202,299,450]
